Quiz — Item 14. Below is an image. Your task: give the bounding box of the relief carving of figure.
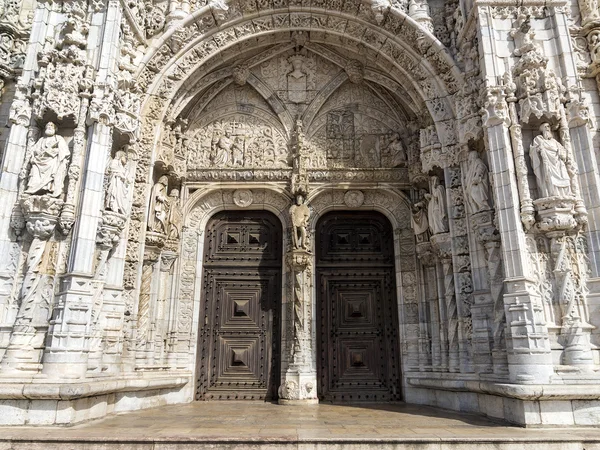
[167,189,182,240]
[287,54,307,104]
[290,195,310,251]
[465,151,491,213]
[386,133,407,167]
[530,123,572,198]
[148,176,169,234]
[232,136,244,166]
[24,122,70,198]
[428,176,448,235]
[105,150,131,215]
[211,130,232,166]
[411,190,430,240]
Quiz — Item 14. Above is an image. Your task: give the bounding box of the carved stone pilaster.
[0,195,62,374]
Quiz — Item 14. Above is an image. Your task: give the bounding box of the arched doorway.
[196,211,282,400]
[316,211,401,402]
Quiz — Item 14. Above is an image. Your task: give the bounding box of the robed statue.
[465,151,491,213]
[530,123,572,198]
[290,194,310,251]
[105,150,132,215]
[428,176,448,235]
[167,189,183,240]
[24,122,70,197]
[148,176,169,234]
[411,190,430,240]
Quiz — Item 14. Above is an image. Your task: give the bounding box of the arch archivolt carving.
[308,187,411,233]
[184,186,293,232]
[137,5,462,130]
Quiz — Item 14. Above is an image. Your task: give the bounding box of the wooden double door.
[196,211,281,400]
[316,211,401,402]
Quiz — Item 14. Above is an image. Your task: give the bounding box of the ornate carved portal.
[316,212,401,402]
[196,211,282,401]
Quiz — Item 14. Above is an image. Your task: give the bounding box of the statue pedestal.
[533,196,578,234]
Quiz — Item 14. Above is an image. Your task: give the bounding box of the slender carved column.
[416,243,436,371]
[504,76,536,230]
[471,210,508,374]
[279,119,317,404]
[279,250,318,404]
[135,242,162,365]
[153,252,177,366]
[435,262,449,372]
[431,234,459,373]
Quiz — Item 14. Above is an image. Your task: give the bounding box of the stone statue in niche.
[105,150,132,216]
[167,189,182,240]
[428,176,449,235]
[465,151,491,213]
[287,54,307,104]
[24,122,70,198]
[530,123,572,198]
[290,195,310,251]
[384,133,407,167]
[411,190,430,242]
[148,176,169,235]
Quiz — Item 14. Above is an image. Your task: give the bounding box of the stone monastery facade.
[1,0,600,427]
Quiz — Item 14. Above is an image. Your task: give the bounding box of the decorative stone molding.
[343,190,365,208]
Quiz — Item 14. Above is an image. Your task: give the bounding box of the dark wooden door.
[197,211,281,400]
[316,211,401,402]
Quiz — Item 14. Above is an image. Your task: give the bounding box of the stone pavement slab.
[1,402,600,449]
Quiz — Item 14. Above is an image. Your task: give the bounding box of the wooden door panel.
[197,212,281,401]
[317,212,401,402]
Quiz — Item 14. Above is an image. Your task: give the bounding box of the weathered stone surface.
[0,0,599,428]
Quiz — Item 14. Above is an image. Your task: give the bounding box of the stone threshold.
[407,374,600,400]
[1,436,600,450]
[0,373,191,400]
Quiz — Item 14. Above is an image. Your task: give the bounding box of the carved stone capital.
[145,231,167,249]
[470,209,500,245]
[160,252,178,272]
[430,232,452,260]
[479,84,510,128]
[96,210,127,250]
[416,241,435,266]
[534,196,578,235]
[286,249,312,271]
[20,194,63,240]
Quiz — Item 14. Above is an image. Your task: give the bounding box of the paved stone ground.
[2,402,600,449]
